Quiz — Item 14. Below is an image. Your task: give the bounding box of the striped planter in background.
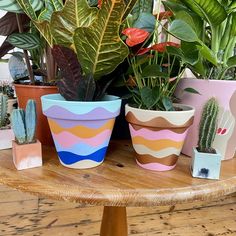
[125,104,195,171]
[41,94,121,169]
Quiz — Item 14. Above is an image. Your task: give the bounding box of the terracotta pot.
[12,140,42,170]
[191,148,221,180]
[14,84,58,146]
[175,78,236,160]
[41,94,121,169]
[125,104,195,171]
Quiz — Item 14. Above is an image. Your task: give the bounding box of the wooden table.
[0,140,235,236]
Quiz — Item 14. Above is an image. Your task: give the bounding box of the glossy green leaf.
[181,0,227,26]
[183,87,201,95]
[227,55,236,67]
[73,0,129,79]
[51,0,98,47]
[197,43,218,66]
[142,64,169,78]
[231,12,236,36]
[162,97,174,111]
[0,0,43,13]
[180,42,199,65]
[140,86,160,109]
[169,19,199,42]
[7,32,40,50]
[133,12,156,33]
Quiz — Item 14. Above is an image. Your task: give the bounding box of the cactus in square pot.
[0,94,14,150]
[191,97,222,180]
[12,0,138,169]
[123,0,195,171]
[11,99,42,170]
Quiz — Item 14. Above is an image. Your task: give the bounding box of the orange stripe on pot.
[132,136,184,151]
[136,153,178,166]
[126,111,194,128]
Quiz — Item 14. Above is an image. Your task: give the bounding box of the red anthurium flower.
[152,42,180,52]
[98,0,102,8]
[137,47,152,55]
[158,11,173,20]
[122,28,149,47]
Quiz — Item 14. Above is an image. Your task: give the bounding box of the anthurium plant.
[122,0,198,111]
[0,0,137,101]
[164,0,236,80]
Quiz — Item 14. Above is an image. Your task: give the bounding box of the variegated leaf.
[50,0,98,47]
[74,0,129,79]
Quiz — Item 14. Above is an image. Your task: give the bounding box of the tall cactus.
[198,97,219,153]
[0,94,8,128]
[11,100,37,144]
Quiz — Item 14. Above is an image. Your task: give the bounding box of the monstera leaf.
[50,0,98,47]
[181,0,227,26]
[73,0,129,79]
[0,0,43,13]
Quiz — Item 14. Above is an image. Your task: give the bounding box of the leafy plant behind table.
[121,0,200,111]
[0,0,138,101]
[164,0,236,80]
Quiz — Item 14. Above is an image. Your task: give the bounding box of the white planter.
[191,148,222,180]
[175,78,236,160]
[0,128,14,150]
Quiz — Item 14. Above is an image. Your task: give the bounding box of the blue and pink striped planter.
[41,94,121,169]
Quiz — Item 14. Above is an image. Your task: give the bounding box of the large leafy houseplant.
[123,1,195,171]
[164,0,236,160]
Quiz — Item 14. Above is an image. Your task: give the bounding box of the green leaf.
[169,19,199,42]
[180,42,199,65]
[122,0,139,21]
[162,97,174,111]
[140,87,156,109]
[227,55,236,67]
[231,12,236,36]
[133,12,155,33]
[197,43,218,66]
[142,64,169,78]
[7,33,40,50]
[51,0,98,47]
[163,0,189,13]
[183,87,201,95]
[0,0,43,13]
[73,0,129,79]
[181,0,227,26]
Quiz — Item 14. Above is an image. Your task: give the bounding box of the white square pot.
[0,128,14,150]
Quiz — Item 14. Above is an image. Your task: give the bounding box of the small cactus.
[0,94,8,128]
[11,99,37,144]
[198,97,219,153]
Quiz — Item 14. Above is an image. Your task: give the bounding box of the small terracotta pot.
[125,104,195,171]
[14,84,58,146]
[12,140,42,170]
[41,94,121,169]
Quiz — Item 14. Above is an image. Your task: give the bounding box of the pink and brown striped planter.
[125,104,195,171]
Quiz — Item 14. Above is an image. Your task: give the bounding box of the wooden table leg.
[100,206,128,236]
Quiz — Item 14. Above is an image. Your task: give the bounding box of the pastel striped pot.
[125,104,195,171]
[41,94,121,169]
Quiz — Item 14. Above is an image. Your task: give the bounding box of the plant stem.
[211,25,219,57]
[15,14,35,84]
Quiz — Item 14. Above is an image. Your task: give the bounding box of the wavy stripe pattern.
[127,109,193,171]
[42,99,121,169]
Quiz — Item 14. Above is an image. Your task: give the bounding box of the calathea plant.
[7,0,137,101]
[164,0,236,80]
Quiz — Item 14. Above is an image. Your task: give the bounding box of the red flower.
[98,0,102,8]
[137,47,152,55]
[151,42,180,52]
[158,11,173,20]
[122,28,149,47]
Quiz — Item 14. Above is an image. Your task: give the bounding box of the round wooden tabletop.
[0,140,235,207]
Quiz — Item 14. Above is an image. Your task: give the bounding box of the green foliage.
[0,94,8,128]
[11,99,37,144]
[198,97,219,153]
[165,0,236,80]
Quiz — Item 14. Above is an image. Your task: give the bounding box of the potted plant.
[0,94,14,150]
[11,99,42,170]
[11,0,137,169]
[123,1,195,171]
[164,0,236,160]
[192,97,221,180]
[0,3,58,146]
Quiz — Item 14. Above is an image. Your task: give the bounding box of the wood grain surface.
[0,140,235,207]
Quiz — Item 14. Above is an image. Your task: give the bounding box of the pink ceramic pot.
[175,78,236,160]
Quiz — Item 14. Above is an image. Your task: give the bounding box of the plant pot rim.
[193,147,221,156]
[125,103,195,114]
[14,83,57,89]
[41,93,121,105]
[182,77,236,84]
